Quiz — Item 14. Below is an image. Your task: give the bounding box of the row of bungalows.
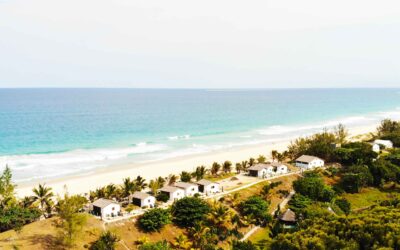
[160,179,220,201]
[248,162,288,178]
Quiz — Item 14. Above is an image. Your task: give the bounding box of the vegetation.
[90,231,119,250]
[139,208,171,232]
[171,197,211,227]
[238,196,271,226]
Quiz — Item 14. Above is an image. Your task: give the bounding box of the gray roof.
[196,179,217,186]
[248,164,268,171]
[174,182,197,189]
[92,198,118,208]
[131,191,152,200]
[296,155,322,163]
[160,186,181,193]
[268,162,286,167]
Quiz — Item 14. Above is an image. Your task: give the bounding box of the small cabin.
[196,179,220,195]
[91,198,121,220]
[279,209,297,229]
[159,186,185,201]
[295,155,324,169]
[248,164,268,178]
[131,191,156,208]
[374,139,393,149]
[174,182,199,197]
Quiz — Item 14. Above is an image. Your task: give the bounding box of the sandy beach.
[15,124,377,197]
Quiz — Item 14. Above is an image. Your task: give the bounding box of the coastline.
[15,123,377,197]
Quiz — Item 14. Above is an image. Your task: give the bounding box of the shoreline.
[15,123,377,197]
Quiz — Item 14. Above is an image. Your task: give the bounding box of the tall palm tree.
[194,166,207,181]
[105,184,118,199]
[149,177,165,195]
[222,161,232,174]
[20,196,35,208]
[211,162,221,176]
[172,234,192,250]
[235,163,242,174]
[122,177,136,197]
[271,150,278,162]
[188,222,211,249]
[207,202,233,231]
[167,174,178,185]
[249,158,256,167]
[135,176,147,191]
[32,183,54,217]
[257,155,266,163]
[241,161,248,172]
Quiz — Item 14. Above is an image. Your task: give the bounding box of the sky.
[0,0,400,88]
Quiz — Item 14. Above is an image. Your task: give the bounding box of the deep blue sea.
[1,88,400,182]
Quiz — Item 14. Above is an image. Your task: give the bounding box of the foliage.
[333,123,348,144]
[269,205,400,250]
[55,193,88,246]
[138,240,172,250]
[257,155,266,164]
[334,198,351,215]
[293,172,335,202]
[288,194,312,213]
[223,161,233,173]
[339,165,374,193]
[0,165,17,208]
[238,196,271,226]
[0,206,41,232]
[231,240,258,250]
[194,166,207,181]
[138,208,171,232]
[171,197,211,227]
[32,183,54,218]
[377,119,400,147]
[335,142,377,165]
[156,192,169,202]
[90,231,119,250]
[211,162,221,175]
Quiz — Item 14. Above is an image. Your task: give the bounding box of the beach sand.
[15,124,376,197]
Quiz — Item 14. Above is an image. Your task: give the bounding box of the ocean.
[1,88,399,183]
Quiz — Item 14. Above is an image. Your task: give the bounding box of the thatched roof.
[279,209,296,222]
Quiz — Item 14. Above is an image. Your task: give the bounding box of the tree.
[293,172,335,202]
[180,171,192,182]
[105,184,119,199]
[188,222,212,249]
[223,161,232,173]
[0,165,16,208]
[172,234,192,250]
[271,150,278,162]
[56,193,88,246]
[334,123,348,144]
[211,162,221,176]
[207,202,233,239]
[139,208,171,232]
[90,231,119,250]
[167,174,178,185]
[149,177,165,195]
[257,155,266,164]
[241,161,249,172]
[0,206,41,232]
[135,176,147,191]
[335,198,351,215]
[193,166,207,181]
[231,240,258,250]
[32,183,54,218]
[235,163,242,174]
[238,196,271,226]
[156,192,169,202]
[121,177,137,197]
[249,158,256,167]
[138,240,172,250]
[171,197,210,227]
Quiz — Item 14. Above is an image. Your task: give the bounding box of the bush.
[0,206,41,232]
[138,240,172,250]
[238,196,271,226]
[231,240,258,250]
[293,172,335,202]
[90,231,119,250]
[156,192,169,202]
[171,197,210,227]
[139,208,171,232]
[335,198,351,215]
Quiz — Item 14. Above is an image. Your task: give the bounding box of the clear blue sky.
[1,0,400,88]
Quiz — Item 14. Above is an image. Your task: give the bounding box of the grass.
[249,227,271,246]
[0,215,103,250]
[342,187,398,211]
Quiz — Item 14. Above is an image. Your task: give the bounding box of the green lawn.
[342,187,398,211]
[249,227,271,247]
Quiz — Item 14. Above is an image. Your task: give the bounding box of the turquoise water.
[0,88,399,182]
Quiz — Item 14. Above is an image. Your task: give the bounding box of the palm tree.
[222,161,232,174]
[172,234,192,249]
[32,183,54,217]
[249,158,256,167]
[149,179,159,195]
[241,161,248,172]
[20,196,35,208]
[257,155,266,163]
[211,162,221,176]
[235,163,242,174]
[188,222,211,249]
[180,171,192,182]
[135,176,147,191]
[167,174,178,185]
[207,202,233,233]
[122,177,136,197]
[277,152,285,163]
[105,184,118,199]
[271,150,278,162]
[156,176,166,187]
[194,166,207,181]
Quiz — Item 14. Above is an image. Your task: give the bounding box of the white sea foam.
[167,135,191,140]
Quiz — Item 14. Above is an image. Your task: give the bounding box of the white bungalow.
[295,155,324,169]
[271,162,288,174]
[374,139,393,149]
[91,198,121,220]
[174,182,199,197]
[248,164,268,178]
[159,186,185,201]
[372,143,381,153]
[196,179,220,195]
[131,191,156,208]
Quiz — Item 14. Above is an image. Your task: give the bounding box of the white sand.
[15,124,376,197]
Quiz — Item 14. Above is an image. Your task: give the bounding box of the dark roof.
[92,198,118,208]
[279,209,296,222]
